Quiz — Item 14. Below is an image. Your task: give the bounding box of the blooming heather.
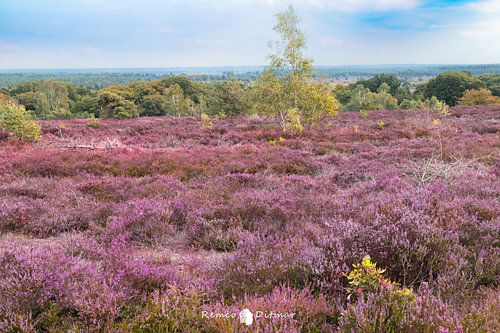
[0,105,498,331]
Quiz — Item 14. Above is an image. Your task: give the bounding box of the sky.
[0,0,499,69]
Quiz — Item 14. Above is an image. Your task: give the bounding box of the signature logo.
[239,308,254,326]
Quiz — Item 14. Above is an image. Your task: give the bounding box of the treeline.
[0,72,261,90]
[335,71,500,112]
[2,64,499,90]
[1,70,499,122]
[0,76,252,120]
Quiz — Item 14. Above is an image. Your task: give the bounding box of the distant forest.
[1,64,499,89]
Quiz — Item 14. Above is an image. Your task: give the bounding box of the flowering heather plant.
[0,105,498,331]
[212,286,334,333]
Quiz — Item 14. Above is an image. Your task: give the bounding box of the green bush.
[0,103,42,141]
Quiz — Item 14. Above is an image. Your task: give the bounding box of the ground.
[0,105,498,332]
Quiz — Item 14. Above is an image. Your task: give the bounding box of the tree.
[204,79,251,116]
[153,76,202,103]
[98,91,139,119]
[479,74,500,97]
[0,103,41,141]
[357,74,401,96]
[421,71,483,106]
[459,88,500,105]
[297,82,339,123]
[71,96,100,118]
[270,5,313,107]
[342,84,397,112]
[39,80,71,116]
[163,84,192,116]
[140,94,169,116]
[15,92,51,118]
[253,5,339,131]
[332,84,352,105]
[9,81,40,95]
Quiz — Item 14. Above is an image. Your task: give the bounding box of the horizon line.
[1,63,500,72]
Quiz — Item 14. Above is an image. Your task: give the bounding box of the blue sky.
[0,0,499,68]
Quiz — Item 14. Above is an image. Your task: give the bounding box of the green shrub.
[0,103,42,141]
[87,118,100,129]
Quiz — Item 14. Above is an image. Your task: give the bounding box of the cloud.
[458,19,500,38]
[466,0,500,13]
[261,0,420,11]
[0,41,24,52]
[320,36,344,47]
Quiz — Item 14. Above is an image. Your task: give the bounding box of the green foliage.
[269,5,313,83]
[87,118,100,129]
[252,68,285,118]
[459,88,500,105]
[0,103,42,141]
[15,92,50,117]
[357,73,401,96]
[421,71,483,106]
[159,75,202,103]
[347,256,394,300]
[355,74,412,103]
[333,84,352,104]
[283,108,304,134]
[253,5,339,132]
[426,96,449,115]
[11,80,74,119]
[342,256,417,333]
[71,95,100,118]
[98,91,139,119]
[9,80,40,95]
[298,82,339,123]
[139,94,169,116]
[342,84,397,113]
[479,73,500,96]
[200,112,213,130]
[203,79,251,116]
[38,80,72,119]
[163,84,194,116]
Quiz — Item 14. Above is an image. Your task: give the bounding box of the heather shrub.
[316,209,450,293]
[104,197,175,245]
[104,236,179,295]
[0,243,124,331]
[340,258,461,333]
[124,288,218,333]
[460,290,500,333]
[214,236,320,299]
[0,105,498,330]
[188,217,244,252]
[213,286,335,333]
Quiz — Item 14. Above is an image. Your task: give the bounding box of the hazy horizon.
[1,63,500,72]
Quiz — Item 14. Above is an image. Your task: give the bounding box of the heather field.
[1,105,499,332]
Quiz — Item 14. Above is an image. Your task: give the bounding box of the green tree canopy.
[421,71,483,106]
